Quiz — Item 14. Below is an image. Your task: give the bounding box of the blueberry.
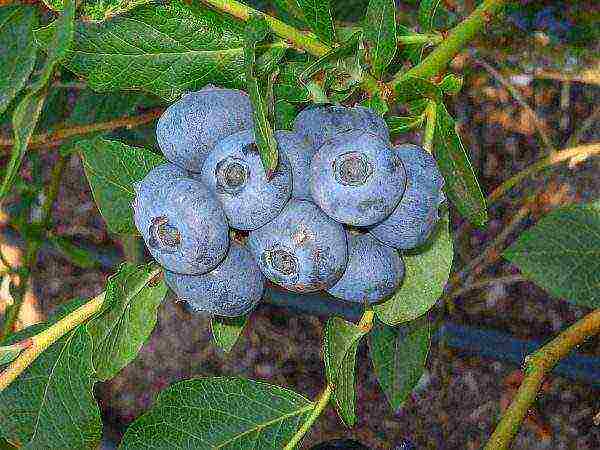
[201,129,293,230]
[294,105,389,151]
[165,242,265,317]
[133,165,229,274]
[310,130,406,226]
[394,439,417,450]
[156,86,254,172]
[309,439,371,450]
[327,232,404,303]
[369,144,445,250]
[274,130,316,200]
[247,199,348,293]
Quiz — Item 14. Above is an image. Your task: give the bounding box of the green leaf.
[418,0,442,32]
[0,0,75,199]
[297,0,335,44]
[41,0,154,20]
[119,377,313,449]
[35,1,286,101]
[211,315,248,353]
[375,212,453,326]
[244,14,278,177]
[0,342,27,366]
[438,73,463,95]
[299,31,361,83]
[363,0,397,78]
[0,6,38,116]
[368,316,430,412]
[274,99,297,130]
[362,92,389,116]
[504,203,600,309]
[86,263,166,380]
[78,137,167,234]
[394,76,442,104]
[0,327,102,449]
[323,317,366,426]
[385,115,424,134]
[48,234,102,269]
[433,102,487,228]
[274,62,312,103]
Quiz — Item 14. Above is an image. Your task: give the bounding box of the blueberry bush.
[0,1,598,449]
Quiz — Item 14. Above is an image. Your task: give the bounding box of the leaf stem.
[283,384,333,450]
[0,292,105,391]
[484,308,600,450]
[391,0,508,86]
[0,108,163,151]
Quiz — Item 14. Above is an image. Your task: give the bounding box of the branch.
[488,143,600,204]
[0,292,105,391]
[0,108,163,151]
[484,308,600,450]
[391,0,508,86]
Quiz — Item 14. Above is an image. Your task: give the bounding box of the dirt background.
[1,1,599,449]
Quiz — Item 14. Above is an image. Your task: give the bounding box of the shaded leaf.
[48,234,102,269]
[274,99,297,130]
[79,137,166,234]
[0,327,102,449]
[244,14,278,177]
[0,6,38,116]
[386,115,424,134]
[211,315,248,353]
[394,76,442,104]
[0,343,26,366]
[119,377,313,449]
[297,0,335,44]
[0,0,75,199]
[418,0,442,32]
[363,0,397,78]
[323,317,366,426]
[369,316,430,412]
[375,212,453,326]
[86,263,166,381]
[433,102,487,228]
[35,1,287,101]
[362,92,388,116]
[504,202,600,309]
[299,31,361,83]
[274,62,312,103]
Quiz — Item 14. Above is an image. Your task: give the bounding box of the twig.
[447,274,526,300]
[283,308,374,449]
[484,308,600,450]
[488,143,600,204]
[470,52,556,155]
[391,0,508,86]
[0,292,105,391]
[0,108,163,151]
[0,155,67,340]
[565,106,600,148]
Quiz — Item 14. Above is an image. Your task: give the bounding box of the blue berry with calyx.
[310,130,406,227]
[327,232,404,303]
[369,144,445,250]
[293,104,389,151]
[247,199,348,293]
[274,130,316,200]
[201,129,293,230]
[165,242,265,317]
[156,86,254,172]
[133,165,229,275]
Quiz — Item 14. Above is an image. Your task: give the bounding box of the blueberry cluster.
[133,86,444,317]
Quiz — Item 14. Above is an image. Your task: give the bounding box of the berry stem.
[423,100,437,153]
[484,308,600,450]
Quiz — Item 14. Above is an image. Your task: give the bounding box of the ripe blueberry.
[369,144,445,250]
[201,129,293,230]
[327,232,404,303]
[133,165,229,274]
[293,104,389,151]
[156,86,254,172]
[310,130,406,226]
[247,199,348,293]
[165,242,265,317]
[274,130,316,200]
